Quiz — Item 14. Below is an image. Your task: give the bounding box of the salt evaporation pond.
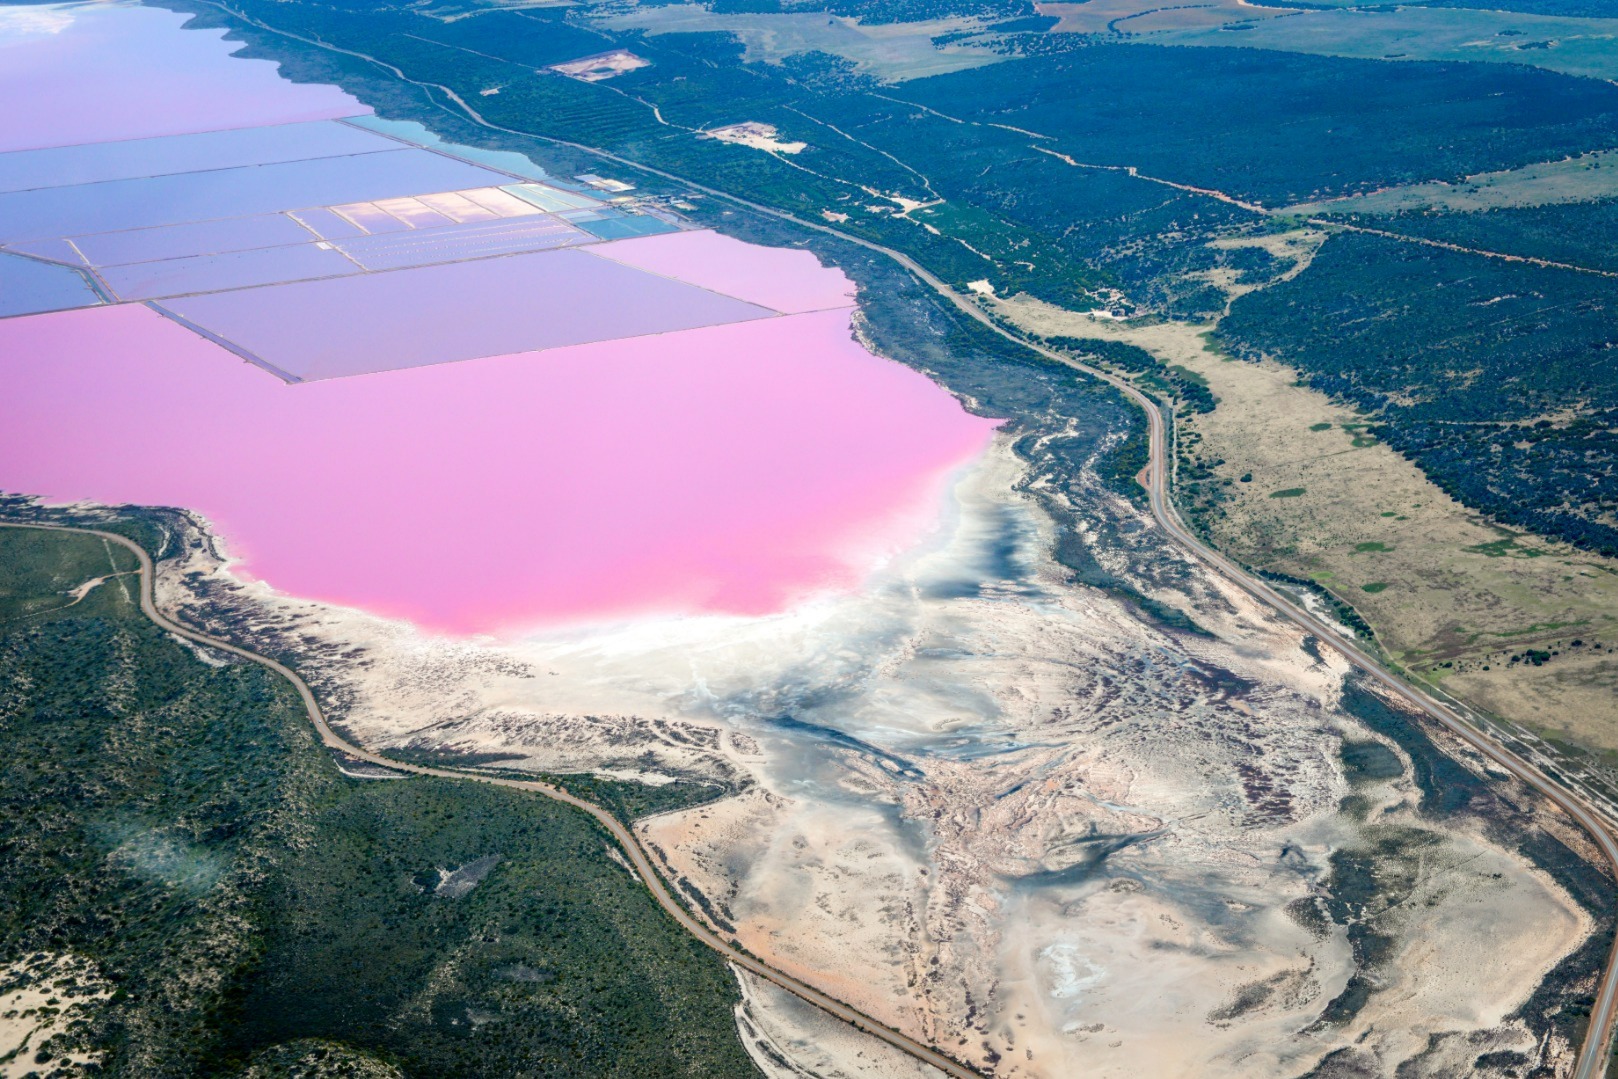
[2,303,997,634]
[0,0,999,635]
[156,246,778,380]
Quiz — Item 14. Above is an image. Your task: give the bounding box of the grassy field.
[596,5,1005,81]
[1214,230,1618,557]
[1038,0,1290,35]
[1287,149,1618,216]
[1148,5,1618,82]
[0,525,756,1078]
[993,294,1618,757]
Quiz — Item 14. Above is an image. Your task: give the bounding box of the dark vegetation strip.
[1324,197,1618,277]
[899,42,1618,206]
[382,744,731,826]
[1419,0,1618,21]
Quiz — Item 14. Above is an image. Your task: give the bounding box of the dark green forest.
[1419,0,1618,19]
[1216,230,1618,555]
[0,527,756,1078]
[1326,197,1618,274]
[900,44,1618,205]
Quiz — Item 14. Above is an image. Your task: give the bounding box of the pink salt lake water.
[0,1,998,634]
[0,3,366,153]
[1,303,997,635]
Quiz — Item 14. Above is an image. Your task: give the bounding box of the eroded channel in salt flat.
[179,437,1597,1078]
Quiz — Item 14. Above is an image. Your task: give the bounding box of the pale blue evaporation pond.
[156,247,779,381]
[570,213,680,240]
[339,119,675,232]
[0,252,101,317]
[0,149,506,242]
[0,52,677,326]
[0,99,679,309]
[0,121,392,195]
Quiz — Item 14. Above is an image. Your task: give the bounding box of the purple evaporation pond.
[0,304,1000,635]
[588,230,858,314]
[0,5,368,153]
[72,214,316,267]
[375,200,454,229]
[289,208,368,241]
[331,202,414,234]
[101,244,358,302]
[0,150,506,244]
[158,247,779,381]
[334,217,588,272]
[0,121,395,195]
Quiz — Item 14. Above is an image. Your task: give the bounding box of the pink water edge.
[589,230,858,314]
[0,3,367,153]
[1,304,997,635]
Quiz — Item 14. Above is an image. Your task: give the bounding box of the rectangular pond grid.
[155,246,779,381]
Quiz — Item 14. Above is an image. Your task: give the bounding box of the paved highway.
[800,240,1618,1079]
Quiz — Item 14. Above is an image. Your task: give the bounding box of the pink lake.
[0,3,366,153]
[1,304,997,635]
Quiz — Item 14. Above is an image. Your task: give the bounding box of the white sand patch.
[0,954,111,1078]
[703,122,807,155]
[548,49,650,82]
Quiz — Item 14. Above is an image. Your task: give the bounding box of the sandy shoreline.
[116,433,1598,1077]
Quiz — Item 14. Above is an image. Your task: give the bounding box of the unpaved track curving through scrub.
[0,520,984,1079]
